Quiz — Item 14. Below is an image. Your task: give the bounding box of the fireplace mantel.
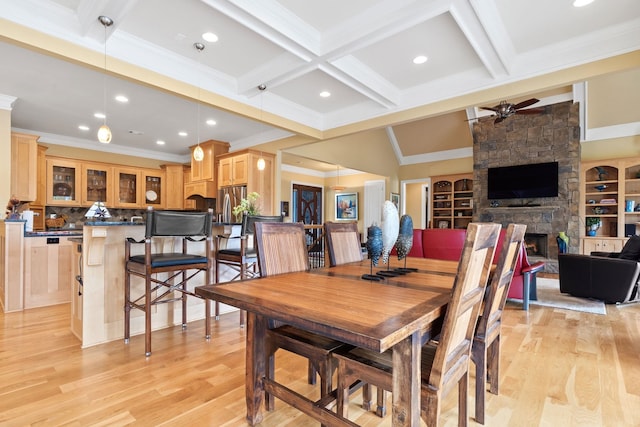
[489,205,561,212]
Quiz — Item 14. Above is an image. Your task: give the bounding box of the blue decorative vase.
[556,231,569,254]
[366,224,383,267]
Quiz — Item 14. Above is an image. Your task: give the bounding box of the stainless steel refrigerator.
[219,185,247,223]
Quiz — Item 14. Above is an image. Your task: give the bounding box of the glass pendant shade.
[193,145,204,161]
[97,124,112,143]
[257,157,266,170]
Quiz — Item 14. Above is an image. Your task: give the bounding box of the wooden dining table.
[196,257,458,426]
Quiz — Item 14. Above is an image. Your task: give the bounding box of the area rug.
[508,278,607,315]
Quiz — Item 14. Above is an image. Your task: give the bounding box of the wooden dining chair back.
[334,222,501,426]
[254,222,348,416]
[471,223,526,424]
[324,221,362,266]
[215,213,283,326]
[124,207,213,356]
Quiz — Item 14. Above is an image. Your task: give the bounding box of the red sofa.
[400,228,545,309]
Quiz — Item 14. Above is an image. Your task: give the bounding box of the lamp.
[192,42,205,162]
[97,16,113,144]
[256,84,267,170]
[331,165,346,191]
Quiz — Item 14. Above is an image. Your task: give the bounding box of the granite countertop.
[26,230,84,237]
[84,221,145,226]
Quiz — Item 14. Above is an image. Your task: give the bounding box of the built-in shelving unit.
[430,173,473,229]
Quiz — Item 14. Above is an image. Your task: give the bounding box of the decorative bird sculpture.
[395,215,414,260]
[366,223,383,267]
[381,200,399,265]
[595,166,608,181]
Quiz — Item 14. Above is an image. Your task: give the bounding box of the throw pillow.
[619,235,640,261]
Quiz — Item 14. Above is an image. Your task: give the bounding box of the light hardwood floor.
[1,296,639,426]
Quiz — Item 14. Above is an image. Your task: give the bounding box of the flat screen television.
[487,161,558,199]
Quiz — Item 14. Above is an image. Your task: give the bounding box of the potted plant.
[232,192,261,222]
[586,217,601,236]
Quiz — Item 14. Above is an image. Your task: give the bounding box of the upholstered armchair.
[558,235,640,303]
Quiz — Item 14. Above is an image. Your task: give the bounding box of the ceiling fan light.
[193,145,204,161]
[97,124,112,143]
[257,157,266,170]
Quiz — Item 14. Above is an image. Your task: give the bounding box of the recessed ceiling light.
[413,55,428,64]
[94,112,105,119]
[156,140,165,145]
[206,119,217,126]
[319,91,331,98]
[78,125,89,131]
[573,0,594,6]
[202,32,218,42]
[115,95,128,103]
[179,131,188,137]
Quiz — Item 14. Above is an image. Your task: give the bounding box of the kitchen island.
[2,219,239,348]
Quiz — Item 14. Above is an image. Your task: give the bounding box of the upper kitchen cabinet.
[114,167,142,208]
[189,140,229,184]
[142,169,166,209]
[162,164,188,210]
[217,150,275,214]
[46,158,82,206]
[218,153,248,187]
[81,163,113,207]
[11,132,38,202]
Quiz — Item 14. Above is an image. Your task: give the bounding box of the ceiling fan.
[479,98,544,124]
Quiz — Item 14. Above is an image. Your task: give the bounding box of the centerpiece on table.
[232,192,261,222]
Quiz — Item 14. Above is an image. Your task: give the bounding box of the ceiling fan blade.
[515,107,545,115]
[494,116,504,124]
[480,106,499,112]
[513,98,539,110]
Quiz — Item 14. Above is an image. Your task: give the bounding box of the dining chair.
[334,222,501,426]
[215,212,283,326]
[471,223,526,424]
[254,222,348,415]
[324,221,362,266]
[124,207,213,356]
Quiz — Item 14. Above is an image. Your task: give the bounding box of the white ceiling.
[1,0,639,165]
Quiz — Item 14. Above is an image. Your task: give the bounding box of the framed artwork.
[390,192,400,210]
[335,192,358,220]
[280,201,289,217]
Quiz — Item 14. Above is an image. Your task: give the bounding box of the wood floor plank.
[1,298,639,426]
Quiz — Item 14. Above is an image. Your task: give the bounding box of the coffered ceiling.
[0,0,639,167]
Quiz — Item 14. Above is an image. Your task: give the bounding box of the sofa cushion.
[619,235,640,261]
[422,229,467,261]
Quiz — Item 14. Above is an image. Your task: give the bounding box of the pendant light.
[256,84,267,170]
[331,165,346,191]
[192,42,205,162]
[97,16,113,144]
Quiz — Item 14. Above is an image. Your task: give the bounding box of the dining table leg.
[392,330,422,427]
[246,312,268,425]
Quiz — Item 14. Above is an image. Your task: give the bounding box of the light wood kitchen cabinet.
[217,150,275,214]
[10,132,38,202]
[1,221,25,312]
[218,153,248,187]
[81,163,113,207]
[46,158,82,206]
[142,169,166,209]
[190,140,229,181]
[183,166,196,210]
[29,145,48,231]
[163,164,188,210]
[23,236,73,308]
[114,167,142,208]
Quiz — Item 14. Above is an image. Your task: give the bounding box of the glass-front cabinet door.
[46,158,81,206]
[114,167,141,208]
[81,163,112,207]
[143,169,165,209]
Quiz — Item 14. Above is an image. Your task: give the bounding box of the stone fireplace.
[472,101,581,273]
[524,233,548,258]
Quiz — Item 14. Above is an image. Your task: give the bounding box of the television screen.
[487,161,558,199]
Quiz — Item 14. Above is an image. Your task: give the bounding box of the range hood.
[185,181,216,199]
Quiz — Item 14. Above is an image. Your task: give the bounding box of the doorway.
[292,183,324,266]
